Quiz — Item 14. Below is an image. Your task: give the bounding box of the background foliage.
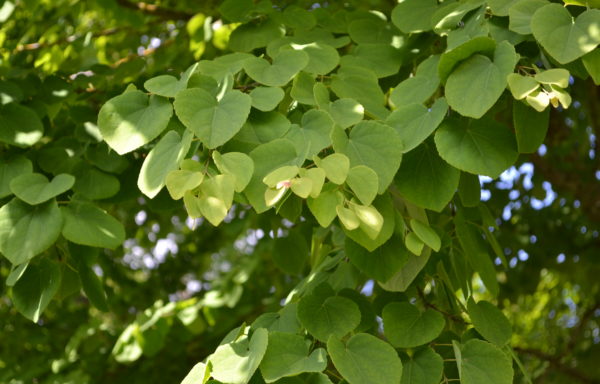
[1,0,599,383]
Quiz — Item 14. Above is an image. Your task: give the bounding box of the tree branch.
[513,347,600,384]
[114,0,193,20]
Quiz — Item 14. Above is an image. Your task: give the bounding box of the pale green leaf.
[9,173,74,205]
[346,166,378,206]
[508,0,548,35]
[249,87,285,112]
[314,153,350,184]
[331,66,389,119]
[165,170,204,200]
[507,74,540,99]
[410,219,441,252]
[213,151,254,192]
[405,232,425,256]
[210,328,269,384]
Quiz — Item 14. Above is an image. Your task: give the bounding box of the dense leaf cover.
[1,0,599,383]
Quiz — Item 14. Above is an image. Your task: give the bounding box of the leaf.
[454,339,514,384]
[251,303,302,334]
[513,101,550,153]
[434,118,518,178]
[314,153,350,184]
[299,168,325,198]
[249,87,285,111]
[263,166,300,187]
[352,203,384,240]
[307,184,343,227]
[507,74,539,99]
[11,257,61,322]
[9,173,74,205]
[229,111,292,152]
[210,328,269,384]
[247,139,300,213]
[291,42,340,75]
[390,55,440,108]
[583,49,600,84]
[409,219,441,252]
[391,0,437,33]
[445,41,517,118]
[228,18,285,52]
[400,348,444,384]
[535,68,570,88]
[488,0,519,16]
[327,333,403,384]
[144,63,198,98]
[197,175,235,226]
[346,166,378,206]
[61,202,125,249]
[71,244,109,311]
[181,362,210,384]
[165,170,204,200]
[290,177,313,198]
[174,88,251,148]
[340,44,402,78]
[282,5,316,29]
[0,199,62,265]
[386,98,448,154]
[213,151,254,192]
[244,50,309,87]
[382,302,445,348]
[137,130,192,198]
[0,103,44,148]
[508,0,548,35]
[259,332,327,382]
[97,91,173,155]
[273,231,309,275]
[438,37,497,83]
[458,173,481,207]
[333,121,403,194]
[284,109,334,159]
[396,141,460,212]
[328,98,364,129]
[531,4,600,64]
[0,155,32,198]
[72,166,120,200]
[345,236,408,283]
[297,290,361,341]
[331,65,389,119]
[345,194,396,252]
[467,299,512,346]
[405,232,424,256]
[337,205,360,231]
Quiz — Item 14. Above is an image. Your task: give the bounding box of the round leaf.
[467,299,512,345]
[9,173,74,205]
[382,302,445,348]
[61,202,125,249]
[297,292,361,341]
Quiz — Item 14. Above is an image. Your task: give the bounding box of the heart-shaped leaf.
[346,166,378,206]
[61,201,125,249]
[249,86,285,111]
[244,50,309,86]
[165,170,204,200]
[98,90,173,155]
[314,153,350,184]
[467,299,512,346]
[197,175,235,226]
[0,156,32,198]
[210,328,269,384]
[10,173,74,205]
[454,339,514,384]
[531,4,600,64]
[400,348,444,384]
[11,257,61,322]
[382,302,445,348]
[174,88,251,149]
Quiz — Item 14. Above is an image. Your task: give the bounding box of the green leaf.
[314,153,350,184]
[228,18,285,52]
[327,333,403,384]
[259,332,327,382]
[0,103,44,148]
[282,5,317,30]
[229,111,292,152]
[455,339,514,384]
[72,166,120,200]
[61,202,125,249]
[70,244,109,311]
[535,68,570,88]
[165,170,204,200]
[382,302,445,348]
[513,101,550,153]
[291,72,316,105]
[138,130,192,198]
[467,299,512,346]
[244,50,309,87]
[507,74,540,99]
[0,155,32,198]
[249,87,285,111]
[197,175,235,226]
[174,88,251,149]
[291,43,340,75]
[6,262,28,287]
[263,165,300,187]
[210,328,269,384]
[531,4,600,64]
[333,121,403,194]
[345,236,409,283]
[284,109,334,159]
[290,177,313,198]
[583,49,600,84]
[409,219,441,252]
[213,151,254,192]
[508,0,548,35]
[297,289,361,341]
[345,194,396,252]
[435,118,518,178]
[396,142,460,212]
[11,257,61,322]
[251,303,302,334]
[379,247,431,292]
[458,173,481,207]
[0,199,62,265]
[337,205,360,231]
[386,98,448,153]
[9,173,74,205]
[352,203,384,240]
[391,55,440,109]
[331,66,389,119]
[98,91,173,155]
[445,41,517,118]
[300,168,325,198]
[247,139,300,212]
[488,0,519,16]
[328,98,364,129]
[400,348,444,384]
[340,44,402,78]
[181,362,210,384]
[346,166,378,206]
[391,0,437,33]
[273,231,309,275]
[197,53,253,80]
[438,37,496,83]
[307,184,343,227]
[144,63,198,98]
[405,232,424,256]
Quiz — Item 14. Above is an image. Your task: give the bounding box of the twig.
[115,0,193,20]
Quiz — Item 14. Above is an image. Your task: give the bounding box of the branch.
[14,27,124,53]
[114,0,193,20]
[513,347,600,384]
[417,287,468,325]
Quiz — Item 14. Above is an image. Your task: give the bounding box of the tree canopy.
[1,0,600,383]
